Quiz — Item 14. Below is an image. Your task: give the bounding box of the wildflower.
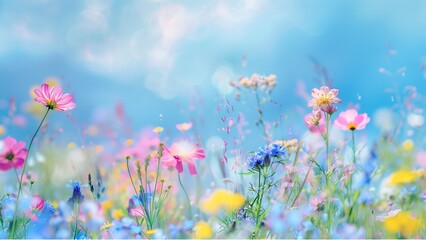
[176,122,193,132]
[199,189,245,215]
[274,139,298,153]
[247,143,287,168]
[193,221,214,238]
[112,209,124,220]
[304,112,325,134]
[169,220,194,238]
[111,217,141,239]
[334,109,370,131]
[383,211,422,237]
[153,126,164,134]
[0,136,27,171]
[247,153,264,168]
[162,141,205,175]
[308,86,341,114]
[401,139,414,152]
[66,181,87,208]
[0,125,5,136]
[389,170,423,185]
[34,83,76,111]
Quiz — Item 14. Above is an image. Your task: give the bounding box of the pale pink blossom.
[176,122,193,132]
[0,136,27,171]
[308,86,341,114]
[334,109,370,131]
[304,112,325,134]
[34,83,76,111]
[162,141,205,175]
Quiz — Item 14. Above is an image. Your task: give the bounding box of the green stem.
[351,130,356,165]
[178,173,192,217]
[72,204,81,239]
[10,108,50,238]
[325,113,330,170]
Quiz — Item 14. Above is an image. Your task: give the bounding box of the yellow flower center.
[347,122,358,130]
[46,100,57,110]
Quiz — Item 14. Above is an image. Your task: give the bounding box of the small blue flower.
[268,143,286,157]
[247,153,264,168]
[67,181,87,208]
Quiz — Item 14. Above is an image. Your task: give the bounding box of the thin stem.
[72,204,81,239]
[325,113,330,170]
[178,173,192,217]
[291,167,312,207]
[351,130,356,164]
[126,157,139,197]
[10,108,50,238]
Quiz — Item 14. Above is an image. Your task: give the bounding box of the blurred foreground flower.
[193,221,214,239]
[162,141,205,175]
[34,83,76,111]
[200,189,245,215]
[0,136,27,171]
[389,170,423,185]
[334,109,370,131]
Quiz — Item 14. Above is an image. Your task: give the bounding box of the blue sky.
[1,0,425,147]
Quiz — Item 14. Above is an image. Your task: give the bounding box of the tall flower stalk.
[9,83,75,238]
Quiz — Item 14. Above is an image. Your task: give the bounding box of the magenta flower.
[308,86,341,114]
[34,83,76,111]
[162,141,205,175]
[0,136,27,171]
[334,109,370,131]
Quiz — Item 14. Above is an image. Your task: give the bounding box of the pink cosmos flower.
[25,195,45,221]
[334,109,370,131]
[34,83,76,111]
[308,86,341,114]
[304,112,325,134]
[0,136,27,171]
[176,122,193,132]
[162,141,205,175]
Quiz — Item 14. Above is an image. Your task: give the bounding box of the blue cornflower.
[66,181,87,208]
[268,143,286,157]
[247,153,264,168]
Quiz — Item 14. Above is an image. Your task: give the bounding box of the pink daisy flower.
[0,136,27,171]
[34,83,76,111]
[308,86,341,114]
[162,141,205,175]
[334,109,370,131]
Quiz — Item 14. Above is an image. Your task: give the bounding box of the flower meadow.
[0,68,426,239]
[2,2,426,239]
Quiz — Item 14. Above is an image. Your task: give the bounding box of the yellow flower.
[100,221,113,231]
[389,170,422,185]
[0,125,5,136]
[401,139,414,152]
[95,145,104,153]
[112,209,125,220]
[101,200,113,212]
[193,221,214,239]
[384,211,422,237]
[68,142,76,150]
[153,126,164,134]
[145,229,157,236]
[200,189,245,215]
[125,139,134,146]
